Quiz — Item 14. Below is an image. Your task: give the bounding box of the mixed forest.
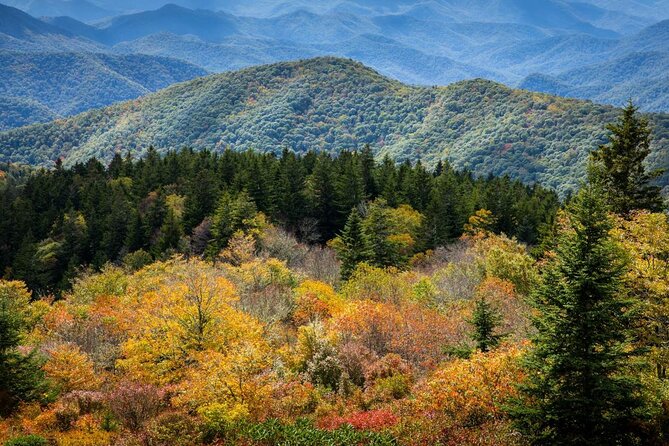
[1,103,669,446]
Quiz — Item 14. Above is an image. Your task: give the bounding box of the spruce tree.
[359,144,377,198]
[307,155,340,242]
[588,102,664,215]
[470,297,504,352]
[424,166,461,248]
[509,186,646,445]
[0,284,49,415]
[337,209,372,281]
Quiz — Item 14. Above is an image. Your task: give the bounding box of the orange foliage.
[43,344,102,393]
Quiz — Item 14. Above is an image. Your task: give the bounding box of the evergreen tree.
[273,149,306,230]
[424,166,461,248]
[210,191,258,252]
[0,284,49,415]
[334,152,365,230]
[588,102,664,215]
[183,168,218,232]
[359,144,377,198]
[470,297,504,352]
[157,208,183,254]
[337,209,373,281]
[376,155,399,207]
[403,160,433,213]
[509,186,646,445]
[362,200,396,267]
[306,155,339,242]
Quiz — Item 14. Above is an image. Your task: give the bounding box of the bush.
[123,250,153,271]
[146,411,200,446]
[209,418,397,446]
[108,382,163,431]
[4,435,47,446]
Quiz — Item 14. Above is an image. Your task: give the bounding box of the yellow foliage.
[176,346,272,420]
[44,344,102,392]
[612,212,669,377]
[473,233,536,296]
[117,261,263,384]
[54,414,114,445]
[413,345,524,422]
[293,280,345,324]
[218,231,256,266]
[463,209,497,238]
[341,263,413,304]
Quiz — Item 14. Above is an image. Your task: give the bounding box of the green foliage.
[589,101,666,215]
[2,58,667,197]
[470,297,504,353]
[3,435,47,446]
[0,51,206,131]
[509,187,648,445]
[0,148,557,294]
[336,209,373,281]
[210,191,260,252]
[0,282,49,416]
[204,418,397,446]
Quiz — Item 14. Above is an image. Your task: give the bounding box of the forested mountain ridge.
[0,3,103,52]
[3,0,669,125]
[2,57,668,197]
[0,51,207,130]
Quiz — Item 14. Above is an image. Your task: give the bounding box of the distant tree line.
[0,145,559,294]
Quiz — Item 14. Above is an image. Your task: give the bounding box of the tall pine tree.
[509,186,646,445]
[588,102,664,215]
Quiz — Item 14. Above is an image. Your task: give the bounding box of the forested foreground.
[2,105,669,446]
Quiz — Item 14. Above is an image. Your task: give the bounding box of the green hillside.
[2,57,668,196]
[0,51,207,130]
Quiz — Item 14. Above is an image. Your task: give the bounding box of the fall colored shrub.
[318,409,399,432]
[145,411,200,446]
[107,382,164,431]
[340,264,412,305]
[44,344,101,393]
[412,346,524,426]
[292,280,343,325]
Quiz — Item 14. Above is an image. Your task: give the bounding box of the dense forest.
[2,58,669,197]
[0,145,558,294]
[2,104,669,446]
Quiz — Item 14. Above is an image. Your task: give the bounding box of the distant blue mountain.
[1,0,668,130]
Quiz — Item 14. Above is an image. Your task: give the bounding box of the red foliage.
[317,409,398,432]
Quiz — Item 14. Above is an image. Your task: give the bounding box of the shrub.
[146,411,200,446]
[318,409,399,432]
[108,382,163,431]
[4,435,47,446]
[123,250,153,271]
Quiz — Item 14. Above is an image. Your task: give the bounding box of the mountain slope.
[0,96,58,130]
[0,51,206,128]
[1,58,668,196]
[6,2,667,111]
[0,3,102,51]
[2,0,114,22]
[520,51,669,112]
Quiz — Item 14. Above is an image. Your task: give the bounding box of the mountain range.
[1,57,668,198]
[1,0,668,133]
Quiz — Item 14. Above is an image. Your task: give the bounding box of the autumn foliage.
[4,207,665,446]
